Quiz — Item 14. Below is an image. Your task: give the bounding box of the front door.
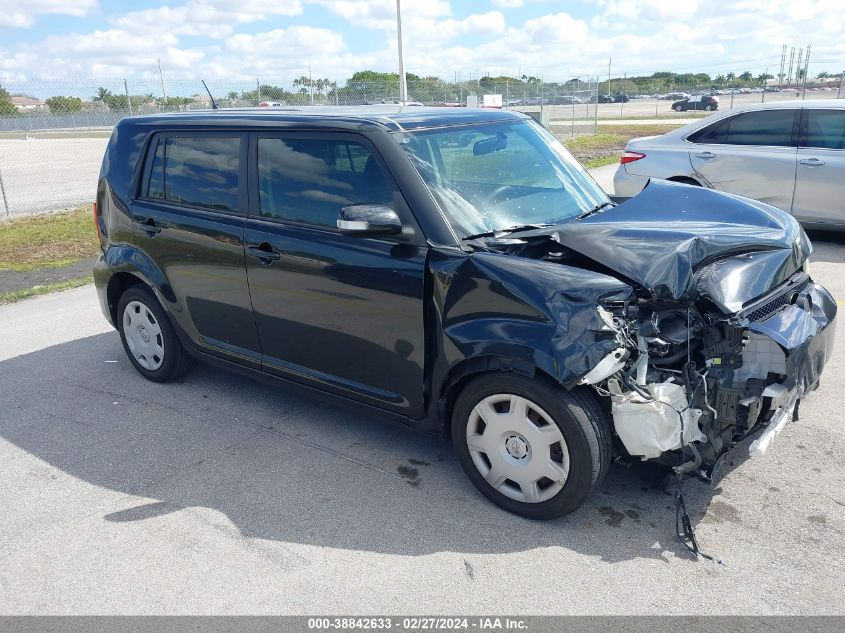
[131,132,261,367]
[688,108,798,212]
[792,108,845,227]
[243,133,427,417]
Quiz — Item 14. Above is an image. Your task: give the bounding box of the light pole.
[396,0,408,102]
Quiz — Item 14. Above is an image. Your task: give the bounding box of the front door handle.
[136,218,161,237]
[799,158,825,167]
[247,243,281,265]
[694,151,716,159]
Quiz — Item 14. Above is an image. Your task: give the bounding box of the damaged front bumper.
[584,276,837,476]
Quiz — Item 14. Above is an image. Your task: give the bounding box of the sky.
[1,0,843,85]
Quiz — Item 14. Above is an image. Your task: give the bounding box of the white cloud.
[492,0,524,7]
[110,0,304,39]
[1,0,843,84]
[321,0,451,29]
[0,0,97,28]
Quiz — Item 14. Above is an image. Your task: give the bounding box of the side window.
[690,110,795,147]
[725,110,795,146]
[804,110,845,150]
[257,137,394,227]
[143,135,241,212]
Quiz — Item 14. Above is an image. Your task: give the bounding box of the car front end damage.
[581,269,836,477]
[459,180,837,484]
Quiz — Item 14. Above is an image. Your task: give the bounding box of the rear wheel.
[704,104,714,111]
[117,286,192,382]
[452,374,611,519]
[673,104,684,112]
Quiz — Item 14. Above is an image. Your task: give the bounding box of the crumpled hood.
[534,180,811,306]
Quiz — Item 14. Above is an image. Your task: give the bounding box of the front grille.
[740,276,809,323]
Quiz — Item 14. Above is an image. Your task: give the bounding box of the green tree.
[0,84,18,116]
[45,96,83,113]
[739,71,753,82]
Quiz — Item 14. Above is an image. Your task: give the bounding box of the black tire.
[673,104,684,112]
[451,373,612,520]
[117,285,192,382]
[704,105,714,111]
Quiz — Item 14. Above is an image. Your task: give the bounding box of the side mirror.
[337,204,402,236]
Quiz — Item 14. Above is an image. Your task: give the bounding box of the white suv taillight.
[620,151,645,165]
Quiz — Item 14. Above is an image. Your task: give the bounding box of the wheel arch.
[666,175,702,187]
[436,355,562,439]
[105,270,172,327]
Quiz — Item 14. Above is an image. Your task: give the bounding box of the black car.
[672,95,719,111]
[94,107,836,520]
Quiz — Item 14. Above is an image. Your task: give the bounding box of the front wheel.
[452,374,611,519]
[673,104,684,112]
[704,104,714,111]
[117,286,192,382]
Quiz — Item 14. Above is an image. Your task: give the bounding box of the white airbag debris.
[611,382,706,459]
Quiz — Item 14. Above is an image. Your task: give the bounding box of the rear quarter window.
[142,135,242,212]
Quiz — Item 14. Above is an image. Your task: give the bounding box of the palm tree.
[92,87,112,102]
[715,74,726,86]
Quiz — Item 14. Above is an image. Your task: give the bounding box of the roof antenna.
[201,80,219,110]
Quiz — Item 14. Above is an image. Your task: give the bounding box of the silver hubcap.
[123,300,165,371]
[466,394,570,504]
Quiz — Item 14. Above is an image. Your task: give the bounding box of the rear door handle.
[694,151,716,159]
[247,243,281,265]
[135,218,161,237]
[799,158,825,167]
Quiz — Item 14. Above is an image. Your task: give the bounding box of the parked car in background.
[614,100,845,229]
[612,93,630,103]
[598,94,614,103]
[258,101,283,108]
[672,95,719,111]
[661,92,690,101]
[94,106,836,521]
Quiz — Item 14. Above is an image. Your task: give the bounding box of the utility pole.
[396,0,408,102]
[838,70,844,99]
[802,44,811,99]
[309,64,314,105]
[124,78,132,115]
[795,47,804,93]
[778,44,787,89]
[257,78,261,103]
[786,47,795,88]
[157,58,168,106]
[607,58,612,97]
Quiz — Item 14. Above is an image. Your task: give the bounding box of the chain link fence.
[1,74,842,217]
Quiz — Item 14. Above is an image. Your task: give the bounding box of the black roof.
[119,106,529,132]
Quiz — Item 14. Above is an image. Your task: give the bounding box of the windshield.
[395,119,609,238]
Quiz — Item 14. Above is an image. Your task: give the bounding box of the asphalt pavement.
[1,234,844,614]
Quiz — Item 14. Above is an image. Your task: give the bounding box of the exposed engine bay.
[577,272,831,478]
[457,181,838,480]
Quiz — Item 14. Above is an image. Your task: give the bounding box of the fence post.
[124,78,132,116]
[0,166,10,217]
[593,75,599,135]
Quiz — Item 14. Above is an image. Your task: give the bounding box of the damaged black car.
[95,107,836,523]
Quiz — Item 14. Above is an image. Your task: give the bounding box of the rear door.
[132,132,262,367]
[243,132,427,417]
[687,108,799,211]
[792,108,845,227]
